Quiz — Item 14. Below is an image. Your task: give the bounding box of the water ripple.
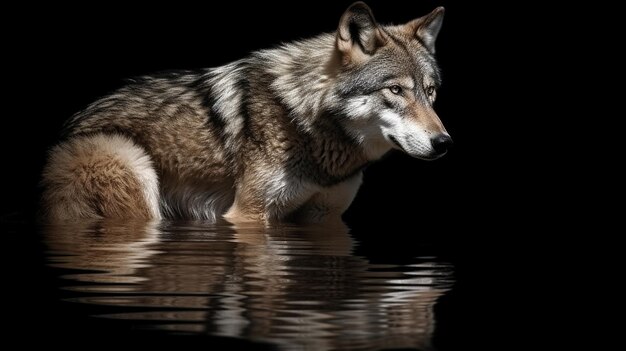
[43,220,453,351]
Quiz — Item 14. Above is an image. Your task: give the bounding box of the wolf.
[41,2,452,224]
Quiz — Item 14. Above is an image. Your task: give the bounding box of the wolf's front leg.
[223,183,269,224]
[290,173,363,225]
[224,167,316,225]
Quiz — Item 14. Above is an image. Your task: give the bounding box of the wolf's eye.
[426,86,436,96]
[389,85,403,95]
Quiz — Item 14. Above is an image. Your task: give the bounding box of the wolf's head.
[333,2,451,161]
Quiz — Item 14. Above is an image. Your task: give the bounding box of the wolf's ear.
[336,2,387,62]
[408,7,445,53]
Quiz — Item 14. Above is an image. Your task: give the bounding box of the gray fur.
[41,2,450,224]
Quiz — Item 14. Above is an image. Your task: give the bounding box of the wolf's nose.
[431,134,453,154]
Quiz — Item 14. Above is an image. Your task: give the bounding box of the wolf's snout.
[431,134,453,155]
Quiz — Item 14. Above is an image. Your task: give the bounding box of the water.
[38,220,454,350]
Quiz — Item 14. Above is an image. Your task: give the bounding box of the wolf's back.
[42,71,227,221]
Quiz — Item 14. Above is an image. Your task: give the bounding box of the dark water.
[17,220,456,350]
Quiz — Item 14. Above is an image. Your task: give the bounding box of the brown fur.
[42,135,155,220]
[41,2,449,223]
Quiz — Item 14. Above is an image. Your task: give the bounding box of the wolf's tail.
[41,134,161,221]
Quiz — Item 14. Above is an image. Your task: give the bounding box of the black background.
[2,1,537,349]
[2,0,512,219]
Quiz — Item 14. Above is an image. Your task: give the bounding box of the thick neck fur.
[304,115,369,185]
[254,33,340,125]
[253,34,370,183]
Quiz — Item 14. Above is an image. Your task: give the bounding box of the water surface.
[42,220,454,350]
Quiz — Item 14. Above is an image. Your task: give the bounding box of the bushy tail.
[41,134,161,221]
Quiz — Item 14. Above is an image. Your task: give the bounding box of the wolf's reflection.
[44,220,452,351]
